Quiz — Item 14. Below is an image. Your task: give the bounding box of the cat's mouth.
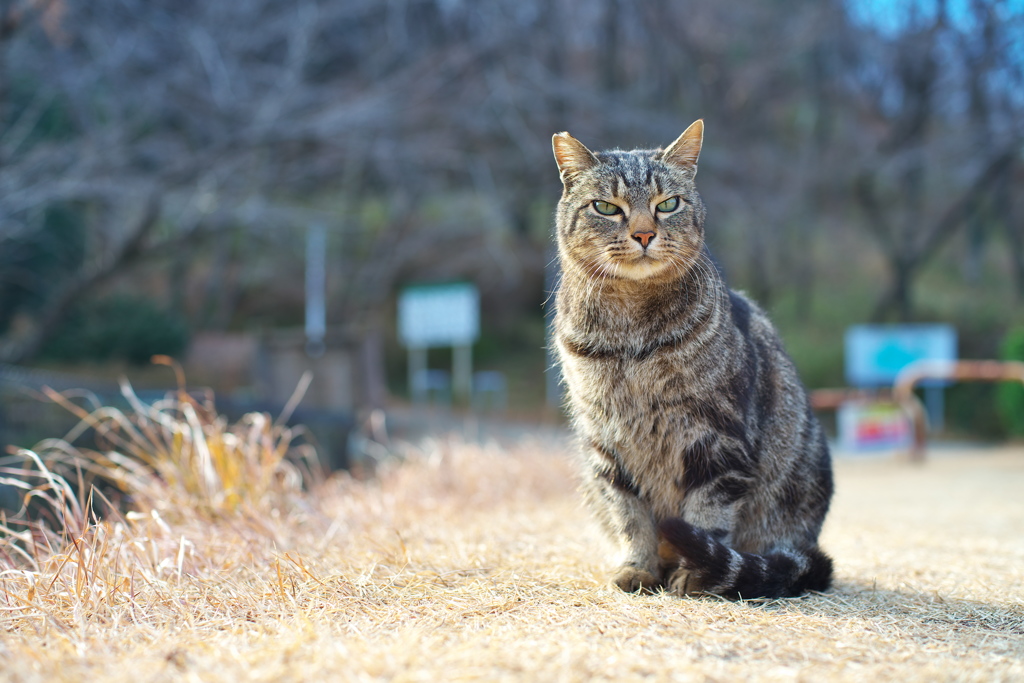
[604,251,674,280]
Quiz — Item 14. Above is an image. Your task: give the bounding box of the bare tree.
[845,0,1023,320]
[2,0,1021,387]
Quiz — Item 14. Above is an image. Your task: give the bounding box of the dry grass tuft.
[1,385,1022,681]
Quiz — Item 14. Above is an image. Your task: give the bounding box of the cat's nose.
[632,231,656,248]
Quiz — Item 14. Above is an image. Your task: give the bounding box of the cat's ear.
[552,132,599,186]
[661,119,704,173]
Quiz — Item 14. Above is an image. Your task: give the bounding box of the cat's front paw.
[612,566,660,593]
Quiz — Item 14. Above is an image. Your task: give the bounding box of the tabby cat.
[551,120,833,599]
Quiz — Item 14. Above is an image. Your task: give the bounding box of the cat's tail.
[657,518,832,599]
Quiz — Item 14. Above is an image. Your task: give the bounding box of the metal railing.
[893,360,1024,461]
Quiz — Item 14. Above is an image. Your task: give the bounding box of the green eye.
[656,197,681,213]
[592,200,622,216]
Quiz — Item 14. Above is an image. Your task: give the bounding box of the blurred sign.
[398,282,479,348]
[845,324,956,387]
[838,400,912,452]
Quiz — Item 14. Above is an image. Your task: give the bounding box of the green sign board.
[398,282,479,348]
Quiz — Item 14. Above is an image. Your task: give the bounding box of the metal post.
[305,223,327,357]
[924,386,944,433]
[453,343,472,404]
[409,346,427,404]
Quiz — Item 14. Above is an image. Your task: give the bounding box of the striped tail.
[658,518,833,599]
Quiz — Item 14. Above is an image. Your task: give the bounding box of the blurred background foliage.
[1,0,1023,437]
[997,326,1024,436]
[39,294,189,365]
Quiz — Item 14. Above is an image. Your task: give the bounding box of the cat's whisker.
[696,249,723,325]
[541,268,563,309]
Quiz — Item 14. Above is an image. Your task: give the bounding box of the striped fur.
[551,121,834,599]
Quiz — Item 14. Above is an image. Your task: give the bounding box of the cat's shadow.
[727,578,1024,637]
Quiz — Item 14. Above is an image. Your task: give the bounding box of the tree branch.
[915,149,1016,264]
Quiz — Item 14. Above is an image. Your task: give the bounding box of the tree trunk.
[996,161,1023,301]
[598,0,620,93]
[360,325,388,411]
[894,260,914,322]
[872,253,917,323]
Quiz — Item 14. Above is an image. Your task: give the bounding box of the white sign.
[398,283,479,348]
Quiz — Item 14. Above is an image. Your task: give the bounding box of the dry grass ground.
[1,395,1022,682]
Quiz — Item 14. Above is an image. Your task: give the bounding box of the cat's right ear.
[552,132,599,187]
[661,119,704,174]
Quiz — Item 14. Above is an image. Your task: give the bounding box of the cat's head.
[552,120,707,282]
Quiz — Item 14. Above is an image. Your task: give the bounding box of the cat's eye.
[592,200,622,216]
[656,197,681,213]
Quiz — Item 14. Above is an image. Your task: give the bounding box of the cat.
[550,120,834,599]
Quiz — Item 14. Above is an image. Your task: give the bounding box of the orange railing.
[893,360,1024,461]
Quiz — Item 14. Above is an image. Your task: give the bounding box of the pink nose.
[632,231,656,248]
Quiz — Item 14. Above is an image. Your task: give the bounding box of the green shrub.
[946,383,1005,439]
[42,295,189,365]
[0,202,86,333]
[996,326,1024,437]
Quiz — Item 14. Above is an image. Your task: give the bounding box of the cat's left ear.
[552,132,600,187]
[661,119,704,174]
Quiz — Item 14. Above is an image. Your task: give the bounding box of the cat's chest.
[566,351,669,397]
[562,347,701,516]
[559,339,696,438]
